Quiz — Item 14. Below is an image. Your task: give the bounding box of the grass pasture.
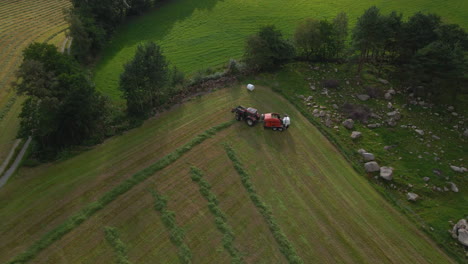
[94,0,468,100]
[0,86,454,263]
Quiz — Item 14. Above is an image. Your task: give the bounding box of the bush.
[341,103,371,122]
[244,25,295,71]
[322,79,340,89]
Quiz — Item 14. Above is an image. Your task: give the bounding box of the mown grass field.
[0,0,70,161]
[0,86,454,263]
[94,0,468,100]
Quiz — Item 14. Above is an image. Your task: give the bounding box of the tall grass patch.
[104,226,132,264]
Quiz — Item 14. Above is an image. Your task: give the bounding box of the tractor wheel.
[278,127,284,132]
[272,127,277,131]
[246,118,255,126]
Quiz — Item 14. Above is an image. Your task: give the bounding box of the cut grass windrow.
[224,144,303,264]
[104,226,132,264]
[7,120,234,264]
[190,167,244,264]
[151,190,192,264]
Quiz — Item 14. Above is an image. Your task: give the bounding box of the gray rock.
[384,93,392,100]
[452,112,458,117]
[357,94,370,101]
[423,177,430,182]
[299,95,305,100]
[449,182,459,192]
[450,165,467,173]
[448,106,454,112]
[464,129,468,137]
[386,118,397,127]
[342,119,354,130]
[364,161,380,172]
[378,78,389,85]
[380,166,393,181]
[312,109,319,114]
[415,129,425,136]
[407,192,419,201]
[367,123,380,128]
[384,145,395,151]
[319,110,326,117]
[362,152,375,161]
[306,96,313,101]
[387,89,396,95]
[387,111,401,120]
[325,119,333,127]
[458,229,468,246]
[358,149,367,154]
[310,85,316,90]
[332,104,338,109]
[387,102,393,109]
[351,131,362,140]
[432,135,440,140]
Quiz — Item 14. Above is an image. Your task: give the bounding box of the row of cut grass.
[6,120,234,264]
[224,144,303,264]
[104,226,132,264]
[190,166,244,264]
[151,190,192,264]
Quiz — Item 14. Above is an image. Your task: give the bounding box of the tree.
[14,43,107,157]
[119,42,171,118]
[244,25,295,71]
[333,12,348,55]
[294,19,321,59]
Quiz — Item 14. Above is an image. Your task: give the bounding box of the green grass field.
[94,0,468,100]
[0,86,454,263]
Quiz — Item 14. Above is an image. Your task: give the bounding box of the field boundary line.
[224,144,303,264]
[190,167,244,264]
[150,190,192,264]
[104,226,133,264]
[7,120,234,264]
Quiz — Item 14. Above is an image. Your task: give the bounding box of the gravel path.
[0,136,31,188]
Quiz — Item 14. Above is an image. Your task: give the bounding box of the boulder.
[387,102,393,109]
[407,192,419,201]
[310,85,316,90]
[464,129,468,137]
[387,89,396,95]
[384,93,392,100]
[423,177,430,182]
[387,111,401,120]
[415,129,425,136]
[378,78,389,85]
[449,182,459,193]
[357,149,367,154]
[342,119,354,130]
[325,118,333,127]
[448,106,455,112]
[357,94,370,101]
[450,165,467,173]
[351,131,362,140]
[306,96,313,101]
[452,219,468,246]
[432,135,440,140]
[362,152,375,161]
[319,110,326,117]
[367,123,380,128]
[380,166,393,181]
[364,161,380,172]
[386,118,397,127]
[458,229,468,246]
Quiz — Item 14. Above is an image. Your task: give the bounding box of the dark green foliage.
[7,120,233,264]
[244,25,295,71]
[224,145,303,264]
[190,167,244,264]
[14,43,107,159]
[151,190,193,263]
[104,226,132,264]
[119,41,171,118]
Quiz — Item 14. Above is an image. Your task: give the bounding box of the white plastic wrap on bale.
[247,84,255,91]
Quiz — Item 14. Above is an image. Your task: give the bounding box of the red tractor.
[231,106,261,126]
[231,106,291,131]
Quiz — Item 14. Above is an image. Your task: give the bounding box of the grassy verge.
[190,167,244,264]
[104,226,132,264]
[7,120,234,264]
[151,190,192,264]
[224,144,303,264]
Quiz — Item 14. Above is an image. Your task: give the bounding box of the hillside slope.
[0,86,453,263]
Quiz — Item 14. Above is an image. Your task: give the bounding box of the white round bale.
[247,84,255,91]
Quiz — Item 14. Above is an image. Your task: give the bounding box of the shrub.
[341,103,371,122]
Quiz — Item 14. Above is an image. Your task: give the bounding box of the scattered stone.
[407,192,419,201]
[432,135,440,140]
[452,112,458,117]
[378,78,389,85]
[464,129,468,137]
[433,169,442,176]
[364,161,380,172]
[346,80,350,85]
[319,110,326,117]
[450,165,467,173]
[387,111,401,120]
[423,177,430,182]
[380,166,393,181]
[384,145,395,151]
[415,129,425,136]
[325,118,333,127]
[332,104,338,109]
[333,126,339,129]
[306,96,313,101]
[387,89,396,95]
[357,94,370,101]
[310,85,316,90]
[451,219,468,246]
[384,93,392,100]
[386,119,397,127]
[299,95,305,100]
[448,106,454,112]
[362,152,375,161]
[351,131,362,140]
[342,119,354,130]
[358,149,367,154]
[313,109,319,114]
[448,182,459,192]
[367,123,380,129]
[387,102,393,109]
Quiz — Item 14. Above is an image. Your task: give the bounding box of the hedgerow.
[190,167,244,264]
[7,120,234,264]
[151,190,192,264]
[104,226,132,264]
[224,144,303,264]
